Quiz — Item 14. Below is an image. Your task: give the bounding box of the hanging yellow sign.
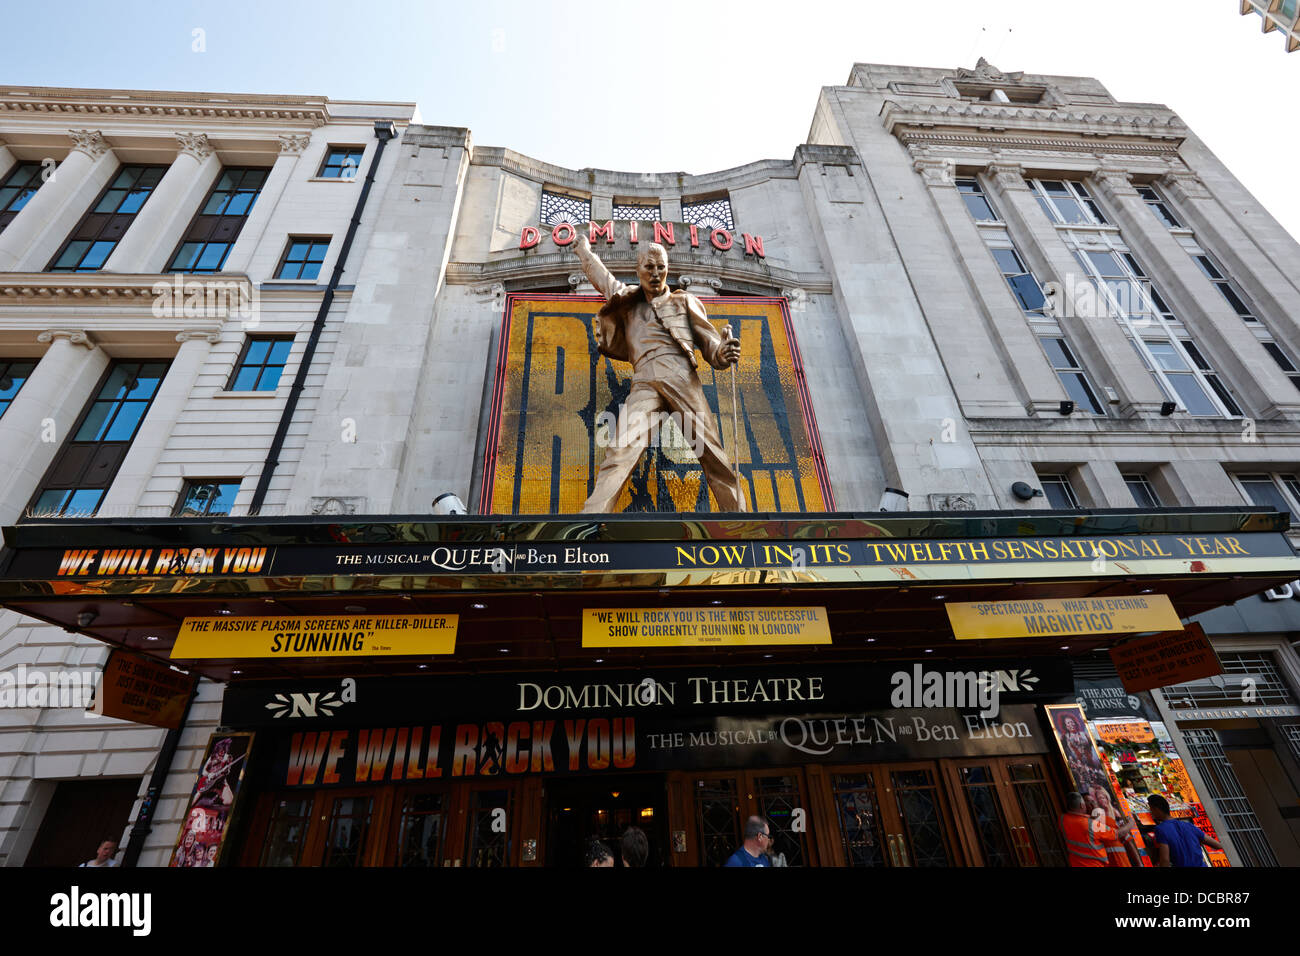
[582,606,831,647]
[172,614,458,658]
[946,594,1180,640]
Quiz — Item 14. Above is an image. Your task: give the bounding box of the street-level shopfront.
[1,507,1297,866]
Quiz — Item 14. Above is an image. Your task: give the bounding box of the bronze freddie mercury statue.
[573,232,747,513]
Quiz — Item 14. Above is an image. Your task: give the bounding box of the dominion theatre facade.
[2,60,1300,868]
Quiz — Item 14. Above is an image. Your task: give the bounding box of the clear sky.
[6,0,1298,239]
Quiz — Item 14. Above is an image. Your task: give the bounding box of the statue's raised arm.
[573,232,623,300]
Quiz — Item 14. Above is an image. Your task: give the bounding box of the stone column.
[0,140,14,179]
[0,330,107,525]
[103,133,220,274]
[1092,167,1300,421]
[1161,167,1300,355]
[221,132,309,276]
[914,154,1064,417]
[0,131,115,272]
[985,161,1166,418]
[97,329,222,516]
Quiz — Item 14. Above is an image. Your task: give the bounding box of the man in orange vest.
[1061,791,1115,866]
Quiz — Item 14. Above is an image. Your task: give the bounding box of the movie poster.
[169,732,253,868]
[481,295,832,514]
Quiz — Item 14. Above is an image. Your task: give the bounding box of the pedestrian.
[1060,792,1113,866]
[1148,794,1222,867]
[79,840,119,868]
[585,839,614,868]
[621,826,648,867]
[724,816,774,867]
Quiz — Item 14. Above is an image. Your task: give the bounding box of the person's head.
[1066,792,1087,814]
[1062,715,1080,733]
[205,844,219,864]
[621,826,648,868]
[636,243,669,298]
[585,839,614,868]
[743,816,773,854]
[1147,793,1171,822]
[94,840,118,863]
[1093,787,1114,811]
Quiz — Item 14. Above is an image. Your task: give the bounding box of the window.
[175,480,241,517]
[1122,473,1162,509]
[0,161,45,231]
[1180,340,1242,416]
[1041,338,1105,415]
[167,167,269,273]
[611,201,661,221]
[955,178,998,222]
[1193,255,1258,322]
[1140,340,1238,417]
[539,189,591,227]
[1135,185,1182,229]
[0,359,36,418]
[681,195,735,231]
[229,337,294,391]
[27,360,170,518]
[1030,180,1108,225]
[276,238,329,280]
[1236,473,1300,515]
[318,147,364,179]
[1262,342,1300,392]
[990,247,1046,314]
[1039,473,1081,510]
[48,165,167,271]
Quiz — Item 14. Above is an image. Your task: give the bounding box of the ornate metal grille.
[611,202,661,221]
[957,765,1017,866]
[682,196,734,231]
[540,189,591,226]
[1180,728,1278,867]
[694,778,740,867]
[752,774,807,867]
[1166,652,1297,709]
[464,788,512,867]
[1281,723,1300,765]
[890,768,955,867]
[831,773,887,866]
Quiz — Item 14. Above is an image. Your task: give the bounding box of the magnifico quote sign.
[582,607,831,647]
[946,594,1182,640]
[171,615,458,659]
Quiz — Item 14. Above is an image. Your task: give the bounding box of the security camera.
[432,493,466,516]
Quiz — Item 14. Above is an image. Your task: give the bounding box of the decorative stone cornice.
[881,99,1188,150]
[175,328,222,344]
[1,89,331,127]
[0,272,251,305]
[984,161,1029,192]
[68,129,109,160]
[912,156,954,187]
[37,329,95,349]
[175,131,214,161]
[278,132,311,155]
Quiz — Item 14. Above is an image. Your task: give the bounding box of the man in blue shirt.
[1148,794,1222,867]
[724,816,774,867]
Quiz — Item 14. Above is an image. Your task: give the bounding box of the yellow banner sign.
[172,614,458,659]
[946,594,1181,641]
[582,607,831,647]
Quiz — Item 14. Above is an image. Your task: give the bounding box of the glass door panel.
[394,791,448,867]
[888,766,957,867]
[1005,759,1067,867]
[693,776,741,868]
[954,764,1018,867]
[322,795,373,867]
[258,795,313,867]
[464,787,513,867]
[830,771,888,867]
[749,772,812,867]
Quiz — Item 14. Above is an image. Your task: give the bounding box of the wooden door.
[941,756,1067,867]
[683,768,817,867]
[874,762,965,867]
